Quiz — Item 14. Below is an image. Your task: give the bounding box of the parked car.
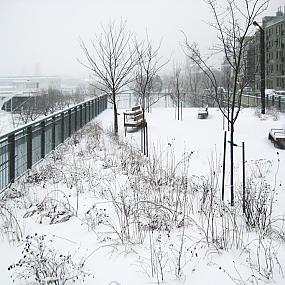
[238,86,253,95]
[243,86,253,94]
[275,90,285,96]
[265,89,277,98]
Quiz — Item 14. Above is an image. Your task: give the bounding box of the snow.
[1,106,285,285]
[0,110,16,135]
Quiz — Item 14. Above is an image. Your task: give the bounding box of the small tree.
[183,0,269,206]
[134,36,167,111]
[184,45,204,107]
[80,20,137,135]
[169,63,185,120]
[38,87,63,116]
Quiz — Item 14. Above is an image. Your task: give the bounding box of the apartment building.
[255,7,285,91]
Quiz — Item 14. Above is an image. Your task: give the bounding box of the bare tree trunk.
[230,122,234,206]
[113,92,118,135]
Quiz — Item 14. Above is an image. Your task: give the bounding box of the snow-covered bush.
[9,233,92,285]
[0,203,23,243]
[23,190,74,224]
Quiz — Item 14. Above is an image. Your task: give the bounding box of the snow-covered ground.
[0,110,16,135]
[1,107,285,285]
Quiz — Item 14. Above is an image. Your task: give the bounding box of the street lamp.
[253,21,265,114]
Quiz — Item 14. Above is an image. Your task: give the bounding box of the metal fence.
[196,93,285,112]
[114,93,192,110]
[114,92,285,112]
[240,94,285,112]
[0,94,107,191]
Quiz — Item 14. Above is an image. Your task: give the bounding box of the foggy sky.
[0,0,283,78]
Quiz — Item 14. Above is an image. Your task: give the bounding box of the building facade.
[255,8,285,91]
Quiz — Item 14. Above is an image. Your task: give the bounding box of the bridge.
[0,89,39,111]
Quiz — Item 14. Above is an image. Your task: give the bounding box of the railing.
[239,93,285,111]
[0,94,107,191]
[114,93,192,109]
[199,93,285,112]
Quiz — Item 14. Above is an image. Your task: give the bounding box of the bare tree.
[182,0,269,206]
[134,36,167,111]
[184,45,204,107]
[169,63,185,120]
[71,85,89,105]
[80,20,137,135]
[37,87,64,115]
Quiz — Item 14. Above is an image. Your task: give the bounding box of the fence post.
[61,113,65,143]
[74,107,78,131]
[52,116,56,150]
[88,102,90,121]
[92,99,95,118]
[83,103,87,125]
[40,121,45,158]
[8,133,15,183]
[80,105,83,128]
[68,109,71,136]
[27,126,33,169]
[98,97,100,114]
[95,98,98,116]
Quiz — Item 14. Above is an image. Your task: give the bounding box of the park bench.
[268,128,285,149]
[123,106,146,136]
[198,105,208,119]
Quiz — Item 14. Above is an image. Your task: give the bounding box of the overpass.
[0,89,39,111]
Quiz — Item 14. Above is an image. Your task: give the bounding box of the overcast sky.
[0,0,283,78]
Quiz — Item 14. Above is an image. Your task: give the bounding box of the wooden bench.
[198,106,208,119]
[124,106,146,136]
[268,128,285,149]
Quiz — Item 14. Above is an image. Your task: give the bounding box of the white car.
[275,90,285,96]
[265,89,276,98]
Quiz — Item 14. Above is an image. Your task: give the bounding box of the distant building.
[0,75,88,112]
[242,36,255,89]
[255,7,285,91]
[0,75,61,90]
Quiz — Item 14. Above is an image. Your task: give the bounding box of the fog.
[0,0,282,78]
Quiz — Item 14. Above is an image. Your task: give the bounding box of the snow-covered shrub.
[254,106,280,121]
[243,159,283,237]
[84,204,109,230]
[267,107,280,121]
[0,203,23,243]
[9,233,92,285]
[244,238,284,282]
[23,190,74,224]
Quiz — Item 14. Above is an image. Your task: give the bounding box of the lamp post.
[253,21,265,114]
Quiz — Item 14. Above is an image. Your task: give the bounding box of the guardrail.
[0,94,107,191]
